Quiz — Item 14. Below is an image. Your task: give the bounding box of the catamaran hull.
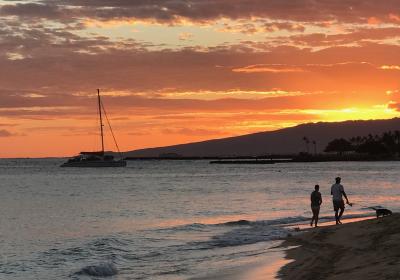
[61,161,127,167]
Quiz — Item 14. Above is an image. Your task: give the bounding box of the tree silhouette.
[303,136,310,154]
[324,138,353,155]
[356,138,387,155]
[325,130,400,156]
[312,140,317,155]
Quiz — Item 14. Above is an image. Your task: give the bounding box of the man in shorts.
[310,184,322,227]
[331,177,351,225]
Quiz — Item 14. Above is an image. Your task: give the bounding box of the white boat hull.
[61,160,127,167]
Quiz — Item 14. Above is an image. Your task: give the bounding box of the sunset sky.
[1,0,400,157]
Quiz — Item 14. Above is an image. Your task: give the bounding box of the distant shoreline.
[1,156,400,162]
[124,154,400,163]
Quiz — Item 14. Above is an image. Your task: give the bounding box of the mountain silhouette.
[125,118,400,157]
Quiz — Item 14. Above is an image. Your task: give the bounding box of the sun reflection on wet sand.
[190,244,293,280]
[287,216,376,231]
[240,257,292,280]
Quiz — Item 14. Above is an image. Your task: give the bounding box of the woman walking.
[310,184,322,227]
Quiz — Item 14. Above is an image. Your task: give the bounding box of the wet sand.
[279,214,400,280]
[190,242,289,280]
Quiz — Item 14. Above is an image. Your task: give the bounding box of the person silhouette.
[331,177,350,224]
[310,184,322,227]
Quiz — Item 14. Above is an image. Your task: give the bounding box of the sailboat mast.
[97,89,105,154]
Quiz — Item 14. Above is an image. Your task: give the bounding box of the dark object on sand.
[374,208,392,218]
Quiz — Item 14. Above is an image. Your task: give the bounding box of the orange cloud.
[217,21,305,34]
[367,17,381,25]
[232,64,305,73]
[380,65,400,70]
[388,14,400,22]
[178,32,194,41]
[83,18,139,28]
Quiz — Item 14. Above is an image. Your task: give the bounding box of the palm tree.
[312,140,317,155]
[303,136,310,154]
[394,131,400,155]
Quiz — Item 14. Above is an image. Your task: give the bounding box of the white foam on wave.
[209,224,289,247]
[161,216,310,232]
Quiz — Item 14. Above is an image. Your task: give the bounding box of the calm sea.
[0,159,399,279]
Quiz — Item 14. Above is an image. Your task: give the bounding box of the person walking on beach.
[331,177,351,225]
[310,184,322,227]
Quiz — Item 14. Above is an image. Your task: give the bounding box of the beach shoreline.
[189,241,290,280]
[278,214,400,280]
[190,216,377,280]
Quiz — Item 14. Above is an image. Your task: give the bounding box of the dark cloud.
[0,3,65,20]
[288,28,400,47]
[1,1,400,24]
[3,42,400,93]
[219,21,306,34]
[0,129,13,137]
[0,89,89,109]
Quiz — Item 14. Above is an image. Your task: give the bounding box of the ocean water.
[0,159,399,279]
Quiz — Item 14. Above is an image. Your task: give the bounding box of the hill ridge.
[125,118,400,157]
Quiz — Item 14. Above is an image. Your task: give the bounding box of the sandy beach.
[279,214,400,280]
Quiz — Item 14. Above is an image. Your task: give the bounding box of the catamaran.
[61,89,127,167]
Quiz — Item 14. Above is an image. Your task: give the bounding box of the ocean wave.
[172,223,209,231]
[222,219,252,226]
[169,213,377,249]
[74,263,118,277]
[317,212,374,222]
[359,205,388,211]
[193,224,289,249]
[44,237,132,261]
[186,218,299,249]
[161,216,310,232]
[88,237,132,253]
